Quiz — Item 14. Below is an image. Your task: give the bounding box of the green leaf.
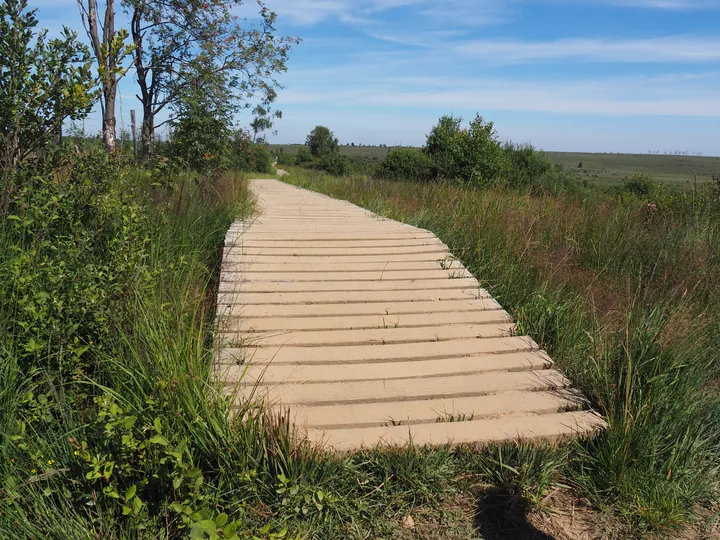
[125,485,136,500]
[169,502,184,513]
[132,495,142,514]
[153,417,162,434]
[173,476,182,489]
[215,512,228,527]
[224,521,239,536]
[149,435,169,446]
[122,505,132,516]
[24,338,44,353]
[197,519,216,533]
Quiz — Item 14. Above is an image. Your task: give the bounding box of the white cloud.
[455,36,720,63]
[277,70,720,117]
[601,0,720,8]
[259,0,511,25]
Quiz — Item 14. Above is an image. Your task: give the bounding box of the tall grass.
[282,167,720,534]
[1,163,514,539]
[0,166,282,536]
[3,156,718,537]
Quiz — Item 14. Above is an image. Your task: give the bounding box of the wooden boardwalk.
[215,179,604,451]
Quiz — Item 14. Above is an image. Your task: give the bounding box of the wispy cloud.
[455,36,720,63]
[261,0,718,26]
[600,0,720,9]
[260,0,512,26]
[278,70,720,117]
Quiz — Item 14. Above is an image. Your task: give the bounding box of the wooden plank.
[232,370,572,405]
[213,179,605,450]
[217,298,502,319]
[237,351,552,384]
[217,336,540,365]
[225,309,510,333]
[219,278,479,293]
[280,390,583,429]
[217,288,486,306]
[218,322,514,347]
[308,411,605,451]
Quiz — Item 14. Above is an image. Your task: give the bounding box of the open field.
[271,144,720,186]
[549,152,720,187]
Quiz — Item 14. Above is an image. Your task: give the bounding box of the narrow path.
[215,179,604,451]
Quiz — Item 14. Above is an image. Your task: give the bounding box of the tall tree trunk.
[103,82,117,153]
[141,106,153,160]
[84,0,117,153]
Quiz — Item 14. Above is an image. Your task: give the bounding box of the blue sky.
[35,0,720,153]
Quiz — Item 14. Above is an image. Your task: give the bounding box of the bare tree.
[77,0,132,153]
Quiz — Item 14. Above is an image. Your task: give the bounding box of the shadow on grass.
[474,486,555,540]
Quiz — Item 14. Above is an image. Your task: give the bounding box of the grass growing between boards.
[281,167,720,536]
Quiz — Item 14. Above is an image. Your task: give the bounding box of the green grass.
[279,166,720,536]
[548,151,720,187]
[271,144,720,187]
[3,152,718,538]
[1,158,603,538]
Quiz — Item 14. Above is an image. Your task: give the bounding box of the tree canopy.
[306,126,339,157]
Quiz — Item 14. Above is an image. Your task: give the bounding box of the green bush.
[616,171,678,207]
[460,115,510,185]
[423,115,465,179]
[276,151,297,167]
[317,151,350,176]
[169,103,230,175]
[423,114,508,185]
[619,171,657,197]
[502,143,552,187]
[295,147,316,166]
[230,132,273,173]
[375,148,435,181]
[1,150,151,379]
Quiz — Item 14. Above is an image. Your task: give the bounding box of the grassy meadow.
[549,152,720,187]
[271,144,720,187]
[279,164,720,537]
[2,154,718,538]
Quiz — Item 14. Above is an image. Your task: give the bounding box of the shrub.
[424,114,508,185]
[317,151,350,176]
[169,99,230,175]
[423,115,465,179]
[251,144,274,173]
[276,151,297,167]
[502,143,553,188]
[1,149,149,379]
[619,171,657,197]
[228,131,273,173]
[616,171,677,206]
[375,148,435,181]
[460,115,510,185]
[295,147,316,166]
